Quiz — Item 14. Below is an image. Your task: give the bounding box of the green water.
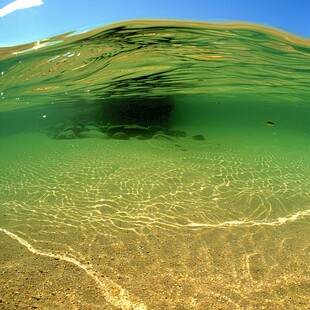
[0,20,309,309]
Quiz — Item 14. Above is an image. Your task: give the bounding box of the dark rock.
[85,125,100,131]
[74,125,84,134]
[152,134,176,141]
[79,130,109,139]
[108,125,152,138]
[99,125,110,133]
[192,134,206,141]
[153,130,166,135]
[107,125,126,137]
[76,121,85,127]
[135,135,149,140]
[45,123,65,138]
[63,125,76,132]
[148,125,168,134]
[122,125,151,138]
[84,121,101,128]
[57,130,77,139]
[168,129,187,137]
[46,129,61,139]
[63,125,84,136]
[112,132,130,140]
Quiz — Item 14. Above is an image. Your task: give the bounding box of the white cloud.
[0,0,44,17]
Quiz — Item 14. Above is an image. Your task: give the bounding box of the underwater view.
[0,20,310,309]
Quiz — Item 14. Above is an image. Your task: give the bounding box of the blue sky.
[0,0,309,46]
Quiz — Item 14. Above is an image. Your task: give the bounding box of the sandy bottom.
[0,131,309,309]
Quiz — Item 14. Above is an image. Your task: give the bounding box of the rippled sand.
[0,130,309,309]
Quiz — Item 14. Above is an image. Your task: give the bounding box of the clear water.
[0,20,309,309]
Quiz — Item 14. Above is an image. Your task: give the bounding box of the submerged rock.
[46,130,60,139]
[107,125,152,139]
[79,130,109,139]
[148,125,168,134]
[107,125,126,137]
[99,125,110,133]
[63,125,84,136]
[75,125,84,134]
[167,129,187,137]
[152,133,176,141]
[135,135,149,140]
[57,130,77,139]
[63,125,77,132]
[153,130,166,136]
[85,125,100,131]
[192,134,206,141]
[46,122,85,139]
[122,125,151,138]
[112,132,130,140]
[263,121,275,127]
[46,120,191,142]
[45,123,64,138]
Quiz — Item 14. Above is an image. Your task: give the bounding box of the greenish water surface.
[0,20,309,309]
